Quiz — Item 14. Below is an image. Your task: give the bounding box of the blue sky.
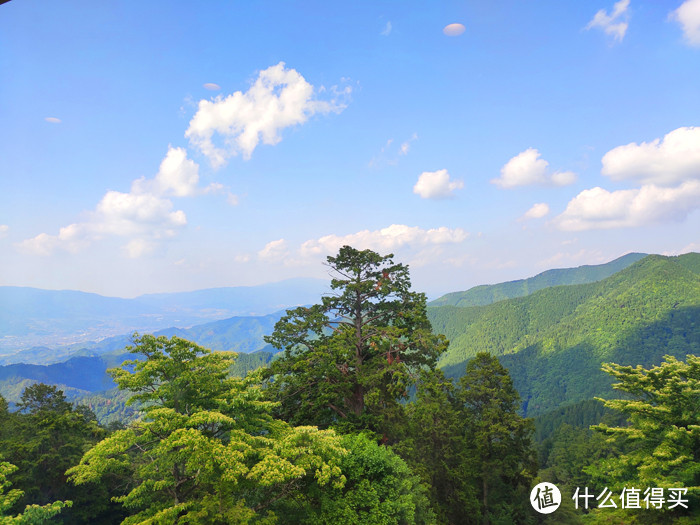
[2,0,700,298]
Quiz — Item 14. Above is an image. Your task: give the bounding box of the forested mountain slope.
[429,252,647,307]
[431,253,700,416]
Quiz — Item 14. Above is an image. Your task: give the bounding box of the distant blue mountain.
[0,278,329,352]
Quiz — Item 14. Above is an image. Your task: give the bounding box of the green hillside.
[432,253,700,416]
[429,252,647,307]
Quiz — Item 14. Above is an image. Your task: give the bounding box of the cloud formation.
[413,169,464,199]
[601,126,700,185]
[18,147,203,258]
[671,0,700,46]
[492,148,576,188]
[299,224,468,259]
[186,62,347,166]
[258,225,469,265]
[522,203,550,220]
[443,23,466,36]
[381,21,392,36]
[0,225,8,238]
[585,0,630,42]
[133,147,202,197]
[258,239,289,261]
[203,83,221,91]
[553,181,700,231]
[45,117,61,124]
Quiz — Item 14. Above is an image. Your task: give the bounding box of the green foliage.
[75,388,139,427]
[533,399,619,444]
[395,370,478,524]
[395,357,538,524]
[458,353,538,524]
[290,433,434,525]
[584,354,700,524]
[68,334,349,524]
[0,385,122,523]
[263,246,447,438]
[435,254,700,416]
[0,460,71,524]
[229,350,276,378]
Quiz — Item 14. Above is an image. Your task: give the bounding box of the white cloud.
[186,62,347,166]
[133,146,201,197]
[522,203,550,220]
[258,239,289,261]
[492,148,576,188]
[44,117,61,124]
[585,0,630,42]
[671,0,700,46]
[413,169,464,199]
[297,224,469,261]
[94,190,187,237]
[17,147,202,257]
[381,21,392,36]
[601,127,700,186]
[0,225,8,238]
[443,23,466,36]
[203,83,221,91]
[18,233,59,256]
[124,239,155,259]
[553,181,700,231]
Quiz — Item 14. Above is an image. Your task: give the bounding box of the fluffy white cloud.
[443,23,466,36]
[95,190,187,237]
[553,181,700,231]
[186,62,346,166]
[585,0,630,42]
[522,203,550,219]
[298,224,469,260]
[671,0,700,46]
[413,169,464,199]
[258,239,289,261]
[601,127,700,185]
[17,147,201,257]
[132,147,201,197]
[492,148,576,188]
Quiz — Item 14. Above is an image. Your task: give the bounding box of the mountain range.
[0,278,328,352]
[2,252,698,425]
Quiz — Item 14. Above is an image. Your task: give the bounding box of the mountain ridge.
[428,252,648,308]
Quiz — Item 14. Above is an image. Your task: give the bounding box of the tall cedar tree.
[458,353,538,525]
[263,246,448,438]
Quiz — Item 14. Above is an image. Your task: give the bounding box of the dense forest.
[1,247,698,523]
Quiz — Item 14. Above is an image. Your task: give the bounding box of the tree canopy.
[67,334,348,524]
[585,354,700,524]
[263,245,447,438]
